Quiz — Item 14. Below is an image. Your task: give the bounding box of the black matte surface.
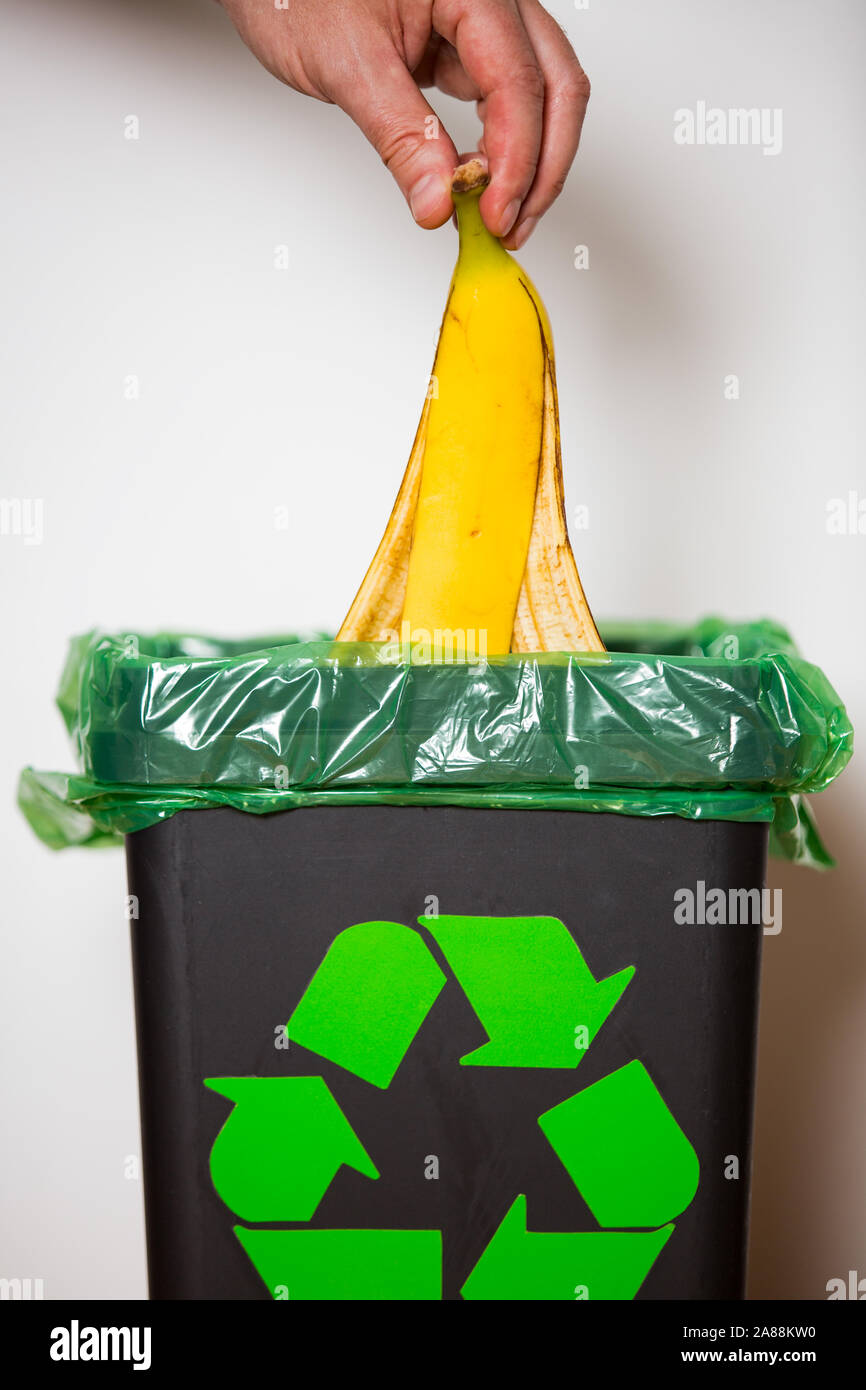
[126,806,766,1300]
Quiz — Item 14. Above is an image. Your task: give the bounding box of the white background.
[1,0,863,1299]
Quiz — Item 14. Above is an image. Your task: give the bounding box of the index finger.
[439,0,544,236]
[503,0,591,249]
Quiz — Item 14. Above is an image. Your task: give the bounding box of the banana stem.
[451,161,511,265]
[451,159,489,195]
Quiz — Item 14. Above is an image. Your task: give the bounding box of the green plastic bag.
[19,617,852,867]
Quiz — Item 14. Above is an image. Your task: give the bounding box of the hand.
[219,0,590,247]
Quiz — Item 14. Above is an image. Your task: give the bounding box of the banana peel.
[338,160,604,656]
[511,341,605,654]
[335,395,429,644]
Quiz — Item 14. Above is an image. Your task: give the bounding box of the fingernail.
[497,198,521,237]
[512,215,539,250]
[409,174,445,225]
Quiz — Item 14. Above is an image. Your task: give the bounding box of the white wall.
[1,0,863,1299]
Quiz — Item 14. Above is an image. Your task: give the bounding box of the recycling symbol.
[205,915,699,1300]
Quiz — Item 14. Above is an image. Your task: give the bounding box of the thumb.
[334,57,459,228]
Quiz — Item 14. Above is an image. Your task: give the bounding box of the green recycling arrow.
[205,1076,378,1222]
[538,1060,699,1228]
[287,921,446,1089]
[461,1197,673,1301]
[423,915,634,1067]
[207,913,699,1300]
[235,1226,442,1301]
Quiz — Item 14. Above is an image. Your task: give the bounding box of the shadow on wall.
[748,774,865,1300]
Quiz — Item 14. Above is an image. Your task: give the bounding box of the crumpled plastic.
[18,616,853,867]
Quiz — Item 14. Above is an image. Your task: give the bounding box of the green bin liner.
[18,616,852,867]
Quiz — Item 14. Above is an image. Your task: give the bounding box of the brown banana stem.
[451,159,490,194]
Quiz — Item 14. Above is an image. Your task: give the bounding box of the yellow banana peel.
[338,159,604,657]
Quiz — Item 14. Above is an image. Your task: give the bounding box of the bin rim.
[19,615,853,868]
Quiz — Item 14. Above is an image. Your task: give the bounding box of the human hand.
[219,0,589,248]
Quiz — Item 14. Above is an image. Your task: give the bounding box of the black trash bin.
[19,618,852,1300]
[127,804,767,1301]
